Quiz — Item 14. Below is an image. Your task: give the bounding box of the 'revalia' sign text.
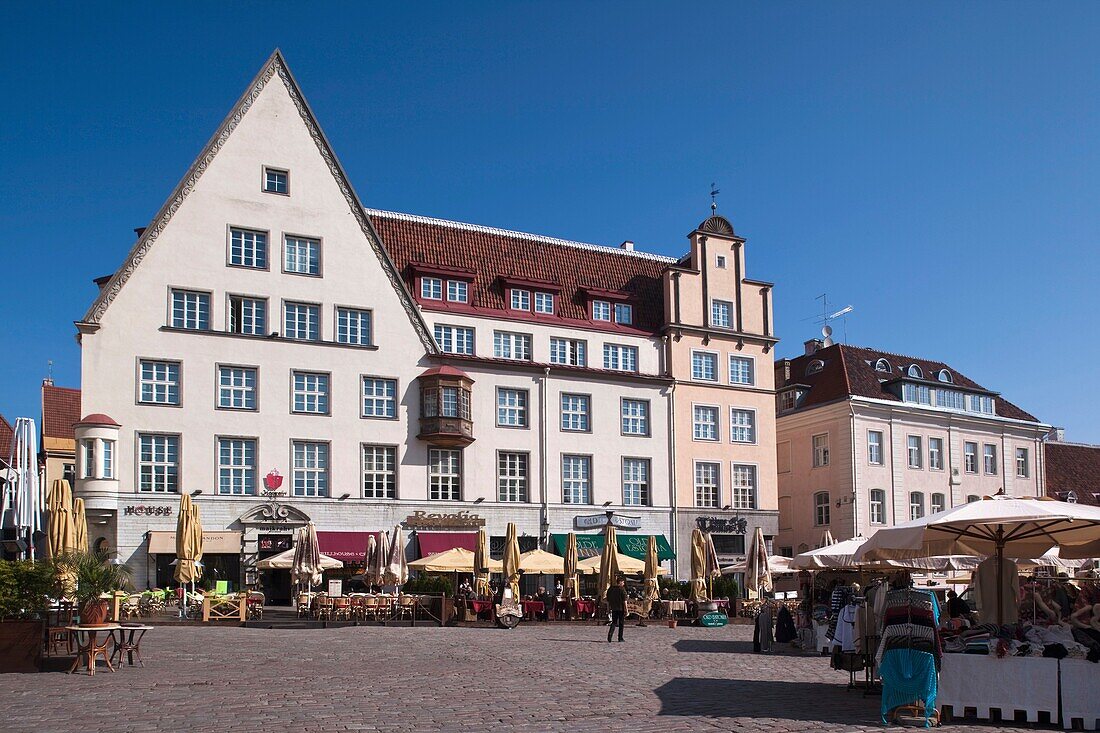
[403,510,485,530]
[574,513,642,530]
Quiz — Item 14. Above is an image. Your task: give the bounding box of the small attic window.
[1065,491,1078,504]
[937,369,953,383]
[907,364,923,379]
[874,359,890,373]
[263,167,289,195]
[806,360,824,376]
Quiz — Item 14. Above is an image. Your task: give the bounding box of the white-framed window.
[909,492,924,520]
[867,430,884,465]
[729,408,756,444]
[903,383,931,405]
[362,377,397,419]
[715,254,727,269]
[731,464,756,510]
[874,358,890,372]
[1016,447,1029,478]
[907,435,923,469]
[263,167,288,194]
[778,390,797,412]
[614,303,633,324]
[693,405,719,441]
[936,389,966,411]
[138,360,180,405]
[228,295,267,336]
[229,228,267,269]
[549,338,586,366]
[335,307,371,346]
[964,441,978,473]
[510,289,531,311]
[694,462,720,508]
[937,369,953,383]
[362,445,397,499]
[813,433,829,467]
[421,277,443,300]
[434,325,474,355]
[81,439,95,479]
[284,236,321,276]
[217,438,257,495]
[292,371,329,414]
[101,440,114,479]
[814,491,831,526]
[170,289,210,330]
[498,452,529,502]
[622,458,650,506]
[983,444,998,475]
[560,393,590,432]
[729,355,754,385]
[592,300,612,321]
[446,280,468,303]
[217,366,256,410]
[691,351,718,381]
[621,399,649,436]
[806,360,824,376]
[928,437,943,470]
[931,492,946,514]
[562,455,591,504]
[711,299,732,327]
[138,434,179,493]
[603,344,638,371]
[493,331,532,361]
[869,489,886,524]
[292,441,329,497]
[496,387,528,428]
[907,364,923,379]
[429,448,462,501]
[284,302,320,341]
[534,292,554,314]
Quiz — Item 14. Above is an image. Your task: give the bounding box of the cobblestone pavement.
[2,622,1053,732]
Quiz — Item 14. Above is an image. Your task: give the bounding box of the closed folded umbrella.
[474,527,491,596]
[385,525,408,588]
[519,548,565,574]
[292,522,323,589]
[564,532,579,602]
[47,479,76,594]
[174,494,202,585]
[688,528,707,602]
[370,529,388,586]
[745,526,772,595]
[364,533,377,577]
[643,535,660,601]
[72,497,88,554]
[704,532,722,595]
[597,524,619,603]
[502,522,521,599]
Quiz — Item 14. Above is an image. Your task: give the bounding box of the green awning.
[552,533,605,560]
[552,533,675,561]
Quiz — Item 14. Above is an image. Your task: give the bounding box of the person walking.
[606,576,627,643]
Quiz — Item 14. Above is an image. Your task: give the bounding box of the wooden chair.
[349,595,366,621]
[332,597,351,621]
[397,595,417,619]
[247,592,265,620]
[121,594,142,619]
[296,592,312,618]
[46,601,76,657]
[314,595,333,621]
[362,595,378,620]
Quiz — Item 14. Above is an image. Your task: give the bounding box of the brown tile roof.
[41,384,81,440]
[0,415,13,466]
[778,343,1039,422]
[368,209,674,334]
[1045,442,1100,506]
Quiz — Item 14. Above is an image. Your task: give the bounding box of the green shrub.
[0,560,57,620]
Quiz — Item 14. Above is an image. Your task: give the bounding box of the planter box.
[0,620,44,673]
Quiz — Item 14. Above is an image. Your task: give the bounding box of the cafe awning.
[417,531,477,557]
[147,530,241,554]
[552,533,675,561]
[316,531,380,563]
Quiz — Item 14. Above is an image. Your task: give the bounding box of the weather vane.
[709,183,720,214]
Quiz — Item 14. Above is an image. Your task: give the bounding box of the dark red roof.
[1045,442,1100,506]
[778,343,1039,422]
[419,365,473,379]
[369,210,673,334]
[0,415,14,465]
[77,413,120,427]
[41,384,81,440]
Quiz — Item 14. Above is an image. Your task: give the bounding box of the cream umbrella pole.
[502,522,521,600]
[72,497,88,554]
[597,524,619,604]
[643,535,660,602]
[688,528,707,602]
[474,527,491,597]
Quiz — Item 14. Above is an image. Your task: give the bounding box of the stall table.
[1061,658,1100,730]
[938,654,1059,724]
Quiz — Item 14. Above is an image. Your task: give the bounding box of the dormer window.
[937,369,952,383]
[534,292,554,314]
[907,364,923,379]
[592,300,612,321]
[421,277,443,300]
[447,281,468,303]
[614,303,633,325]
[806,360,824,376]
[510,289,531,311]
[1066,491,1078,504]
[874,359,890,373]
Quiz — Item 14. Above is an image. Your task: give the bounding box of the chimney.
[804,338,824,355]
[134,227,146,240]
[775,359,791,387]
[620,240,634,252]
[42,377,54,387]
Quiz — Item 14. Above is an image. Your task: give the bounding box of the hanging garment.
[756,605,774,652]
[877,588,941,726]
[830,602,859,652]
[974,556,1019,625]
[775,606,797,643]
[827,585,853,641]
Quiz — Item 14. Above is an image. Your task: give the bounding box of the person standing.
[606,576,627,643]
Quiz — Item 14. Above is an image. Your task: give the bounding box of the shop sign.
[403,510,485,530]
[699,611,728,627]
[695,516,747,534]
[123,504,173,517]
[574,513,642,530]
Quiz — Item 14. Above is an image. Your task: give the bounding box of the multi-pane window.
[592,300,611,321]
[909,492,925,520]
[562,455,591,504]
[138,434,179,493]
[217,438,256,495]
[429,449,462,501]
[693,405,719,441]
[292,441,329,497]
[814,492,831,526]
[694,462,720,508]
[510,289,531,311]
[931,492,946,514]
[362,445,397,499]
[362,377,397,419]
[868,431,884,465]
[813,434,830,467]
[229,228,267,269]
[964,442,978,473]
[729,408,756,443]
[81,439,95,479]
[936,389,966,411]
[1016,448,1029,478]
[983,444,998,475]
[731,464,757,510]
[778,390,797,412]
[903,383,931,405]
[217,366,256,410]
[907,436,923,469]
[434,325,474,355]
[560,393,590,432]
[421,277,443,300]
[292,371,330,414]
[968,395,995,414]
[138,360,180,405]
[496,388,528,428]
[603,344,638,371]
[284,236,321,275]
[497,452,528,502]
[622,458,650,506]
[101,440,114,479]
[335,308,371,346]
[446,280,468,303]
[534,292,554,314]
[621,399,649,436]
[869,489,886,524]
[228,296,267,335]
[493,331,532,361]
[691,351,718,381]
[263,167,288,194]
[170,289,210,330]
[929,437,944,470]
[284,302,320,341]
[440,387,460,418]
[711,299,732,327]
[729,356,754,385]
[550,338,586,366]
[614,303,633,324]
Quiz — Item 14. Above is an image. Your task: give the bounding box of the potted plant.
[0,559,56,673]
[56,551,131,626]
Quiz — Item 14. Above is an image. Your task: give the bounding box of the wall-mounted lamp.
[722,505,732,510]
[339,492,351,500]
[473,497,485,504]
[191,489,203,496]
[602,501,612,507]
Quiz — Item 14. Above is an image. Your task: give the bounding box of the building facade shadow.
[654,677,880,726]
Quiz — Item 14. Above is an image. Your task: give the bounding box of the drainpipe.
[540,367,550,548]
[849,403,858,539]
[667,379,678,579]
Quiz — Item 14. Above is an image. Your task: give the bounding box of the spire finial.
[709,183,720,215]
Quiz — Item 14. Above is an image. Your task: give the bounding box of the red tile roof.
[41,384,81,440]
[1045,442,1100,506]
[0,415,13,466]
[368,209,674,334]
[778,343,1039,423]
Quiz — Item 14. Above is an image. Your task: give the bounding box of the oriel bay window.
[417,366,474,447]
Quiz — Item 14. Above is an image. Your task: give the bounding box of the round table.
[112,625,152,668]
[67,624,121,676]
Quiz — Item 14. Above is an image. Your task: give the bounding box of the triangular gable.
[78,50,435,353]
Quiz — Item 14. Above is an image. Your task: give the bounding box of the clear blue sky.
[1,2,1098,441]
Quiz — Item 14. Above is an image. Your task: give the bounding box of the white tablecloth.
[1061,658,1100,730]
[938,654,1059,723]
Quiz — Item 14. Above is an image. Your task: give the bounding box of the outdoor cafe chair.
[121,594,142,619]
[397,595,417,619]
[45,601,76,657]
[362,595,379,619]
[296,593,312,618]
[332,596,351,621]
[314,595,333,621]
[349,595,366,621]
[247,592,265,620]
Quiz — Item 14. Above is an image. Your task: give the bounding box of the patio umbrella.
[790,536,977,572]
[292,522,323,590]
[502,522,521,599]
[174,494,201,585]
[474,527,491,596]
[1,418,42,559]
[820,529,836,547]
[597,524,619,603]
[744,526,772,596]
[364,533,377,578]
[578,551,660,575]
[704,532,722,598]
[642,535,660,601]
[855,495,1100,623]
[723,554,795,576]
[256,545,342,570]
[688,528,707,602]
[72,497,88,553]
[370,529,388,587]
[384,525,408,588]
[564,532,579,602]
[47,479,76,595]
[519,548,565,574]
[408,547,503,573]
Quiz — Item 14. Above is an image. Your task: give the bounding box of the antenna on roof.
[45,359,54,387]
[709,183,720,215]
[802,294,855,345]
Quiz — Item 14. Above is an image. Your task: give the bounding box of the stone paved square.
[0,623,1052,732]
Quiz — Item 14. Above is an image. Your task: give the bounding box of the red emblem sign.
[263,469,284,491]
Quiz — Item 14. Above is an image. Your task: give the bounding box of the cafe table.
[468,599,495,620]
[111,625,153,668]
[67,624,121,676]
[574,599,596,618]
[520,600,544,620]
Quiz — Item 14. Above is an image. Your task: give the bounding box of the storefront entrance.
[258,534,294,605]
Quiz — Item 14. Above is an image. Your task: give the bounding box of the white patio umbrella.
[1,418,42,559]
[790,535,978,572]
[256,545,342,570]
[292,522,324,590]
[723,555,794,576]
[370,529,388,587]
[384,525,408,589]
[744,527,772,595]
